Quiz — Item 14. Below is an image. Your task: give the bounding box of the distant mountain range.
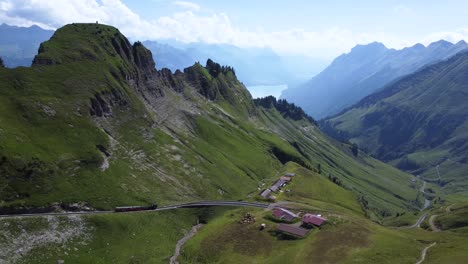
[143,40,327,86]
[322,50,468,193]
[281,40,468,119]
[0,23,326,86]
[0,23,54,67]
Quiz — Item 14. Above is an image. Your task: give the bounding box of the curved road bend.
[0,200,270,219]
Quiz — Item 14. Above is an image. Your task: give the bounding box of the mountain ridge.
[281,39,468,119]
[321,49,468,194]
[4,22,468,264]
[0,23,54,67]
[0,23,420,220]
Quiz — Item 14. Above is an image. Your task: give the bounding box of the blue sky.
[1,0,468,59]
[124,0,467,34]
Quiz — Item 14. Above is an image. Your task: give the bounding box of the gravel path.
[169,224,203,264]
[415,242,436,264]
[428,215,440,232]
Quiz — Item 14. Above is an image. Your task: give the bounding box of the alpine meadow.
[0,1,467,264]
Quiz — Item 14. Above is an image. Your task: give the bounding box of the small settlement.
[260,172,296,201]
[274,210,327,238]
[259,172,327,238]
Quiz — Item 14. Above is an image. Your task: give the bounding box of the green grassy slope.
[2,163,466,264]
[0,23,447,263]
[433,203,468,233]
[255,107,421,219]
[0,23,420,220]
[0,209,203,264]
[180,163,468,264]
[322,51,468,197]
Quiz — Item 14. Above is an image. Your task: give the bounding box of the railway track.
[0,200,270,219]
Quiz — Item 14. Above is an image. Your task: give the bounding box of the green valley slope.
[322,51,468,197]
[2,23,468,264]
[0,23,421,220]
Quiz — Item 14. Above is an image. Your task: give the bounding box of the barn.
[260,189,272,197]
[302,213,326,227]
[277,224,309,237]
[272,208,297,221]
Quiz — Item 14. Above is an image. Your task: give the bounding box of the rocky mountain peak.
[32,23,156,71]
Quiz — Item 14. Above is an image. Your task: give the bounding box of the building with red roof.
[277,224,309,237]
[302,213,326,227]
[272,208,297,222]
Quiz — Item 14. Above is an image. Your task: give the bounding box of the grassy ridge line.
[1,23,421,222]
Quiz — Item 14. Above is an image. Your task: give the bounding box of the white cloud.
[173,1,200,11]
[0,0,466,60]
[393,5,411,14]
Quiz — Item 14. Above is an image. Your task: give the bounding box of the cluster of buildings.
[259,172,327,237]
[272,207,327,237]
[260,173,296,200]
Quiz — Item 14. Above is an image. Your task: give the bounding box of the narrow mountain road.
[427,203,455,232]
[402,178,430,228]
[419,180,431,211]
[428,215,440,232]
[409,213,428,228]
[415,242,436,264]
[170,224,203,264]
[409,179,430,227]
[0,201,270,219]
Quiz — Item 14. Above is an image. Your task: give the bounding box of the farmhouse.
[261,172,295,196]
[302,214,326,227]
[272,208,297,221]
[277,224,309,237]
[260,188,272,198]
[270,179,287,192]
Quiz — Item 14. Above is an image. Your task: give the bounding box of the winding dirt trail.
[170,224,203,264]
[446,204,455,213]
[415,242,436,264]
[428,215,440,232]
